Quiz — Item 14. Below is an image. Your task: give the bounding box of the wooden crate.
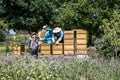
[77,39,87,45]
[13,46,21,51]
[12,46,24,55]
[53,44,62,50]
[12,51,21,55]
[53,51,63,54]
[64,45,74,50]
[64,50,74,55]
[64,31,74,34]
[76,49,87,54]
[74,29,87,34]
[41,44,51,50]
[64,39,74,45]
[53,44,63,54]
[76,44,87,50]
[40,44,51,54]
[76,33,86,39]
[64,31,74,39]
[75,29,87,54]
[39,29,87,55]
[40,51,51,54]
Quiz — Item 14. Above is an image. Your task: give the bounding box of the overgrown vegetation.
[0,29,6,42]
[98,9,120,57]
[0,56,120,80]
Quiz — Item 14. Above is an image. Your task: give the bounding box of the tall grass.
[0,55,120,80]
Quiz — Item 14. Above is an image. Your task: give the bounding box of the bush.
[0,29,6,42]
[98,10,120,57]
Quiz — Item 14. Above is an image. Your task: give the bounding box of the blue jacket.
[43,27,52,44]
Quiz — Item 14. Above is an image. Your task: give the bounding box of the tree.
[54,0,103,45]
[98,9,120,57]
[54,0,120,46]
[1,0,55,31]
[0,20,8,42]
[0,0,120,47]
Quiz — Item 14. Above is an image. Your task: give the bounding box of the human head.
[32,34,36,41]
[42,25,48,30]
[53,27,61,34]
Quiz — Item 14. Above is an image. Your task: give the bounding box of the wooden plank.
[53,51,63,54]
[40,51,51,54]
[64,45,74,50]
[53,44,62,50]
[74,29,87,34]
[64,51,74,55]
[41,44,50,50]
[77,39,87,44]
[40,44,51,54]
[12,51,21,55]
[76,50,87,54]
[64,39,74,45]
[76,44,87,49]
[13,46,21,51]
[64,31,74,39]
[76,33,86,39]
[64,34,74,39]
[64,31,74,34]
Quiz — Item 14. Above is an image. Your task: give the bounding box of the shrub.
[0,29,6,42]
[98,10,120,57]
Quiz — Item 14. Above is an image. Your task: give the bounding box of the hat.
[32,35,36,38]
[43,25,48,29]
[53,27,61,33]
[32,32,36,35]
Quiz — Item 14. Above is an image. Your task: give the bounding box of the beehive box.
[39,29,87,55]
[12,45,24,55]
[75,29,87,54]
[40,44,51,54]
[53,43,63,54]
[64,31,74,55]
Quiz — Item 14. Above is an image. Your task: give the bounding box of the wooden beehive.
[40,43,51,54]
[64,31,74,55]
[39,29,87,55]
[52,43,63,54]
[12,45,25,55]
[75,29,87,54]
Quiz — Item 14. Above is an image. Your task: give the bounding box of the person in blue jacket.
[42,25,52,44]
[52,27,64,44]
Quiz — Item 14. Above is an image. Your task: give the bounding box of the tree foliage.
[0,0,120,47]
[1,0,54,31]
[99,9,120,56]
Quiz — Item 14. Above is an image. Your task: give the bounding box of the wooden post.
[74,31,76,55]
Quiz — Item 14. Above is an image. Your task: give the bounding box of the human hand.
[55,41,59,44]
[52,39,55,43]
